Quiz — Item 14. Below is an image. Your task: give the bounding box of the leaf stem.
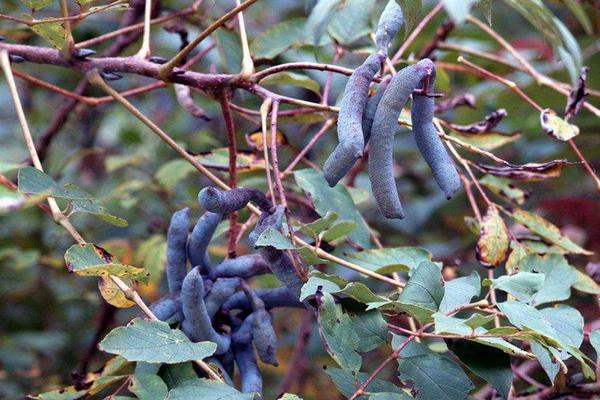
[158,0,260,80]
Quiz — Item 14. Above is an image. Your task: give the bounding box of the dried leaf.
[540,109,580,141]
[174,85,210,120]
[449,109,507,134]
[435,93,476,112]
[98,276,136,308]
[245,129,287,151]
[476,207,510,268]
[474,160,568,181]
[564,67,589,119]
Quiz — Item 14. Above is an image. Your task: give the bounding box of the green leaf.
[297,246,330,265]
[88,375,127,395]
[214,28,242,74]
[130,374,169,400]
[476,207,509,267]
[18,167,73,198]
[135,235,167,285]
[349,309,388,353]
[505,242,528,274]
[479,175,527,205]
[449,130,520,151]
[449,340,512,399]
[305,0,343,47]
[554,17,582,85]
[321,220,357,242]
[254,228,295,250]
[105,154,145,173]
[251,18,306,59]
[508,209,592,255]
[344,247,433,275]
[573,269,600,294]
[167,378,254,399]
[439,272,480,312]
[497,301,561,346]
[299,211,339,237]
[540,109,580,141]
[300,271,347,301]
[395,0,422,35]
[33,387,88,400]
[68,188,129,227]
[396,261,444,323]
[530,341,561,384]
[327,0,376,45]
[18,167,127,226]
[463,313,496,329]
[369,393,412,400]
[324,367,406,399]
[99,318,217,363]
[442,0,476,24]
[159,363,197,390]
[64,243,148,282]
[488,272,544,303]
[520,254,577,305]
[433,314,534,358]
[279,395,304,400]
[155,160,196,191]
[197,148,265,172]
[294,169,370,248]
[261,71,321,95]
[540,305,583,352]
[19,0,53,11]
[397,340,474,400]
[0,161,20,174]
[335,282,388,304]
[563,0,593,34]
[30,20,67,49]
[317,292,362,372]
[501,0,561,46]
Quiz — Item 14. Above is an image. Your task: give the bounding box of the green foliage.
[99,319,217,363]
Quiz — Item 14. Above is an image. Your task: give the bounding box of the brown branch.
[0,43,235,90]
[218,89,239,258]
[418,19,455,59]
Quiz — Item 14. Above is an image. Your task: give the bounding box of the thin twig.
[260,98,276,204]
[135,0,153,58]
[389,2,444,65]
[59,0,75,60]
[158,0,260,79]
[235,0,254,79]
[348,336,415,400]
[219,89,240,258]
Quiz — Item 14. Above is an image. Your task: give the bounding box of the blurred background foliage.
[0,0,599,398]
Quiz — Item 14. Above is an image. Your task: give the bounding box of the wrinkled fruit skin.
[369,60,432,219]
[411,64,461,200]
[166,208,189,294]
[375,0,404,51]
[199,186,272,214]
[149,187,306,396]
[323,52,384,187]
